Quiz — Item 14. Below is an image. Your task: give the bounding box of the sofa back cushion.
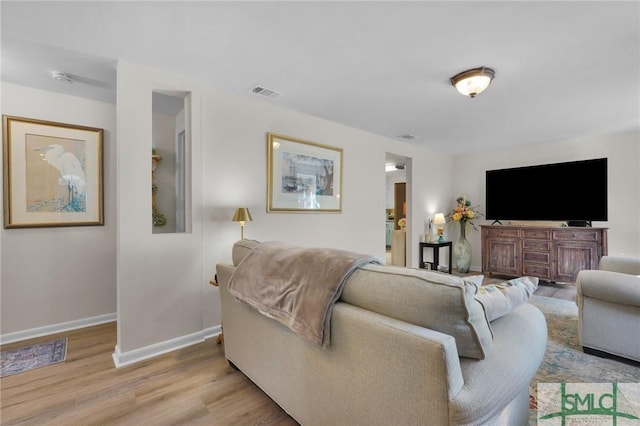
[341,264,492,359]
[232,239,261,266]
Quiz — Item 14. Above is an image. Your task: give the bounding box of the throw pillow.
[464,275,485,287]
[475,276,539,322]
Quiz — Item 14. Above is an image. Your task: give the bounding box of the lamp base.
[438,235,445,243]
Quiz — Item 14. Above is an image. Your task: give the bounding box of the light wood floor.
[531,280,576,301]
[0,323,297,425]
[0,274,574,426]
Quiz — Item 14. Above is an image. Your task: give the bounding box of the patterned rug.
[527,295,640,424]
[0,338,68,377]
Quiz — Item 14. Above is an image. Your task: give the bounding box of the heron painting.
[3,115,103,228]
[26,136,87,213]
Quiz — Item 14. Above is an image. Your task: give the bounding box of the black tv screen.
[485,158,608,222]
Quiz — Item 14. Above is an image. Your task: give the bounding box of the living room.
[1,1,639,424]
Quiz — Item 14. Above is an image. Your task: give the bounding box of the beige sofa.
[216,240,547,426]
[576,255,640,362]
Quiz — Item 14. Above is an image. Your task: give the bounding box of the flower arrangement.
[448,195,483,232]
[448,195,483,273]
[398,217,407,229]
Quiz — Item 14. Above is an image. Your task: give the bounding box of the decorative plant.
[152,183,167,227]
[398,217,407,229]
[448,195,483,232]
[448,195,484,273]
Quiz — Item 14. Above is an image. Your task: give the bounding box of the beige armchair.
[576,256,640,362]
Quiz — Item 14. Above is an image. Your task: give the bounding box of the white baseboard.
[0,313,117,345]
[112,325,221,368]
[203,325,220,340]
[1,316,222,369]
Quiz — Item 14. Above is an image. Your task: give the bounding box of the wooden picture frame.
[3,115,104,228]
[267,133,342,213]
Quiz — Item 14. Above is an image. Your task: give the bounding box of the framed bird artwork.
[2,115,104,228]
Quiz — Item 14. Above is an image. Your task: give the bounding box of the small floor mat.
[1,338,68,377]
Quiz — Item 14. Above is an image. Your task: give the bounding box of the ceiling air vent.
[249,85,280,99]
[397,133,416,140]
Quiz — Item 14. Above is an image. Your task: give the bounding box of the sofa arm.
[599,256,640,275]
[576,270,640,307]
[216,263,234,289]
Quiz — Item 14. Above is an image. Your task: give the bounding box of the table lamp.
[232,207,252,240]
[434,213,446,243]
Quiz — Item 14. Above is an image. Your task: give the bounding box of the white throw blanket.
[228,241,379,347]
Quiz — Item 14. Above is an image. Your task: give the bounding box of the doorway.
[385,153,409,265]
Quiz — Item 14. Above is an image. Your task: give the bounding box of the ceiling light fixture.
[450,66,495,98]
[51,71,74,84]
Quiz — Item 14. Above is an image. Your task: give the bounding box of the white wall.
[114,62,204,365]
[0,83,117,337]
[3,75,637,363]
[114,61,454,362]
[199,79,454,330]
[450,129,640,270]
[0,71,453,354]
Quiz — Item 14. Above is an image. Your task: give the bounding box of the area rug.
[527,295,639,425]
[0,338,67,378]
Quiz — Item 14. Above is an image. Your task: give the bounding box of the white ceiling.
[2,1,638,155]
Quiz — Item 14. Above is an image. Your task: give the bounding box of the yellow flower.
[447,195,484,230]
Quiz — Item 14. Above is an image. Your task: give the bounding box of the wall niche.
[151,90,191,234]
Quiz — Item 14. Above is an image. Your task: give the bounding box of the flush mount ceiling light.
[50,71,74,84]
[450,66,495,98]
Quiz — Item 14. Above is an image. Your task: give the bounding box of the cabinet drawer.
[484,228,520,238]
[523,240,551,251]
[523,251,550,264]
[523,264,551,279]
[522,229,550,239]
[553,229,599,241]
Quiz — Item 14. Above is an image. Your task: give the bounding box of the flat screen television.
[485,158,607,224]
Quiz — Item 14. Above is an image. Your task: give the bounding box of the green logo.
[538,383,640,425]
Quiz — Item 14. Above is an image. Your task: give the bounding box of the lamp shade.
[232,207,252,240]
[450,67,495,98]
[232,207,252,223]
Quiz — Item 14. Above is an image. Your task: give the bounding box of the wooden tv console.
[481,225,608,283]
